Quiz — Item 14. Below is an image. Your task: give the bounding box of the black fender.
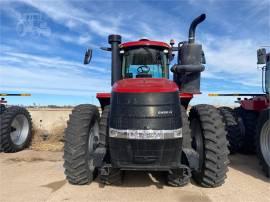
[182,148,199,171]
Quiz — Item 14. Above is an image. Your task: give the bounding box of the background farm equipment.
[210,49,270,177]
[63,14,229,187]
[0,94,33,153]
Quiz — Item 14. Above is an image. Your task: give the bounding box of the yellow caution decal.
[0,93,31,96]
[208,93,219,96]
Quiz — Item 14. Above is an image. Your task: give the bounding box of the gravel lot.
[0,150,269,202]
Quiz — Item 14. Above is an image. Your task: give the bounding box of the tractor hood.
[112,78,179,93]
[110,77,182,167]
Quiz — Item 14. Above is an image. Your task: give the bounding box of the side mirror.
[84,49,93,64]
[168,49,175,62]
[257,48,266,64]
[169,53,175,62]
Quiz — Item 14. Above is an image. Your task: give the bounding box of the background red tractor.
[210,49,269,177]
[63,14,229,187]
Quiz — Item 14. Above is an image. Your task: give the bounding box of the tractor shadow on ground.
[97,171,167,188]
[123,171,166,188]
[228,154,270,183]
[97,171,200,188]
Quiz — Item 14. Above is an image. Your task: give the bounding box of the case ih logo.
[157,110,173,115]
[16,12,51,37]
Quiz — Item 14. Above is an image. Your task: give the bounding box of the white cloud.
[51,32,96,47]
[0,47,111,97]
[87,20,118,37]
[0,63,111,96]
[197,34,262,88]
[17,0,90,24]
[204,37,257,74]
[78,35,92,45]
[137,22,184,42]
[1,51,109,73]
[14,0,134,39]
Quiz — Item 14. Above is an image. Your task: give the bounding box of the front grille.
[109,138,182,169]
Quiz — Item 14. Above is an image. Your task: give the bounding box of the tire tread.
[63,104,99,185]
[189,104,229,188]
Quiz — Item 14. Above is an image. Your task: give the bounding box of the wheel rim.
[191,119,204,170]
[10,114,30,145]
[88,121,99,172]
[260,120,270,166]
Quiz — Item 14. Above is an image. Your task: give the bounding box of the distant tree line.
[26,104,74,108]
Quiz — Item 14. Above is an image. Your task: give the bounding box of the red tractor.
[211,49,269,177]
[63,14,229,187]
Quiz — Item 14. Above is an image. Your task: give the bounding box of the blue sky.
[0,0,269,106]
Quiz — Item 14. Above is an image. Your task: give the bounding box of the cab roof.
[120,39,170,49]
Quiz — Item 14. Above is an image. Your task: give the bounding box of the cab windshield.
[122,47,169,79]
[265,60,269,93]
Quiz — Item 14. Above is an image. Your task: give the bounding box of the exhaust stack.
[188,14,206,43]
[109,35,122,86]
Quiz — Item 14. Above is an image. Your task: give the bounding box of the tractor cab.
[120,39,170,79]
[84,14,206,109]
[257,48,270,94]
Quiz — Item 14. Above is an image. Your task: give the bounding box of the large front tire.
[189,104,229,187]
[0,106,32,153]
[256,109,270,177]
[63,104,100,185]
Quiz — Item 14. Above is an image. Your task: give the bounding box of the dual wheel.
[0,106,32,153]
[63,105,122,185]
[63,104,229,187]
[176,104,229,187]
[219,106,270,177]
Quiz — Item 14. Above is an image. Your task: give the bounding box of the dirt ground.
[0,150,269,202]
[28,108,72,151]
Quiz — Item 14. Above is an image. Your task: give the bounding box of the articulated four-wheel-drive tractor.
[63,14,229,187]
[210,49,270,177]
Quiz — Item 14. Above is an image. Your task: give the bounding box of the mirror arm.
[101,47,112,51]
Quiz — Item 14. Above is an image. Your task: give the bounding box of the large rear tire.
[63,104,100,185]
[235,107,258,153]
[256,108,270,177]
[218,107,243,153]
[189,104,229,187]
[0,106,32,153]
